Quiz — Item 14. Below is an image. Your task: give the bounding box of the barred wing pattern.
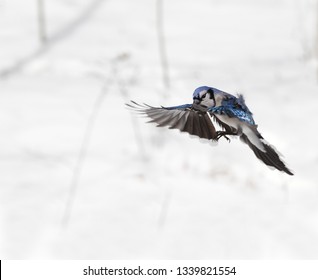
[127,101,218,140]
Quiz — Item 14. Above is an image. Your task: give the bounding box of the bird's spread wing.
[126,101,218,140]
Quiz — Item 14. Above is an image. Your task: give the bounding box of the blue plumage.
[209,94,255,125]
[209,105,255,125]
[127,86,293,175]
[192,86,211,99]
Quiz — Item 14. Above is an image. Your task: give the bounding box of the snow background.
[1,0,318,259]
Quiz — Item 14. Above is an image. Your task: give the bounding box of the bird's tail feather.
[240,134,294,175]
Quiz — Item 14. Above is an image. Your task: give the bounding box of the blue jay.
[127,86,293,175]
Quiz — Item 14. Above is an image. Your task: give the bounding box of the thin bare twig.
[0,0,104,79]
[156,1,173,228]
[37,0,47,44]
[156,0,170,89]
[112,58,147,159]
[61,83,108,228]
[61,56,146,227]
[119,85,147,159]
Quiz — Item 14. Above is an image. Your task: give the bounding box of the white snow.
[1,0,318,259]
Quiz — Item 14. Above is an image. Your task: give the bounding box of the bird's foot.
[216,131,231,142]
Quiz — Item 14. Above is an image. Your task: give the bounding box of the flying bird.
[127,86,293,175]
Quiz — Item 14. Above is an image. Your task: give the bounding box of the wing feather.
[192,113,202,137]
[204,114,217,139]
[170,111,189,131]
[198,114,210,139]
[127,101,218,140]
[155,111,184,127]
[182,112,194,134]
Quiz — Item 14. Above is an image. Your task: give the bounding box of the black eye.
[207,88,214,99]
[202,93,207,98]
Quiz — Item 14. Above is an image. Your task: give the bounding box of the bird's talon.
[222,134,230,142]
[216,131,231,142]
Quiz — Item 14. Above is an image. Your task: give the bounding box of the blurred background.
[1,0,318,259]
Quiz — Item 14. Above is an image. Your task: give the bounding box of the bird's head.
[192,86,215,107]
